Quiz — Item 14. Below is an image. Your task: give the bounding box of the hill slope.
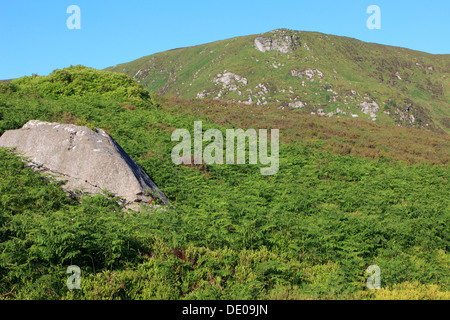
[106,29,450,133]
[0,66,449,299]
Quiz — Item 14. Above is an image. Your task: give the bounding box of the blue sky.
[0,0,449,80]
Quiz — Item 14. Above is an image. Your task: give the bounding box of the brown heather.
[157,95,449,166]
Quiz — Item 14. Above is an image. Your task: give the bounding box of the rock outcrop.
[291,68,324,80]
[254,31,301,53]
[288,101,305,109]
[0,120,168,206]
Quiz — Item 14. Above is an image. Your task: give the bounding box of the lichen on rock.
[0,120,168,207]
[254,30,301,53]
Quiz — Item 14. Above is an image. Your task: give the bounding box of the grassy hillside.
[106,29,450,134]
[0,66,448,300]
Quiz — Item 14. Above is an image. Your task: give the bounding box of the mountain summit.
[106,29,449,133]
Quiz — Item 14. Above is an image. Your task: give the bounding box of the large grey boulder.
[0,120,168,206]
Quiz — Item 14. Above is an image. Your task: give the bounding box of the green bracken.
[107,29,450,134]
[0,66,448,300]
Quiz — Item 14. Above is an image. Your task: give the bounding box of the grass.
[0,66,448,300]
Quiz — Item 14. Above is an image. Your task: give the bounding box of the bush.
[0,66,448,300]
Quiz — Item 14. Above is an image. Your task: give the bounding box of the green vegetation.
[12,65,150,103]
[107,29,450,134]
[0,66,448,300]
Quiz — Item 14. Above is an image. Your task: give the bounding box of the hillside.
[0,66,448,300]
[106,29,450,134]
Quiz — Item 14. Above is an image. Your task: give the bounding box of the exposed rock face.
[214,72,248,91]
[0,120,168,205]
[288,101,305,109]
[360,101,380,115]
[291,68,324,80]
[254,32,301,53]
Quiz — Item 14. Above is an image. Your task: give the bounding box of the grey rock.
[288,101,305,109]
[360,101,380,115]
[291,68,323,80]
[0,120,168,205]
[214,72,248,88]
[254,34,301,53]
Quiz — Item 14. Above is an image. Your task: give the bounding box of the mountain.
[106,29,450,134]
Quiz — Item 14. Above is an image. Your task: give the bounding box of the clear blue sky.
[0,0,449,80]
